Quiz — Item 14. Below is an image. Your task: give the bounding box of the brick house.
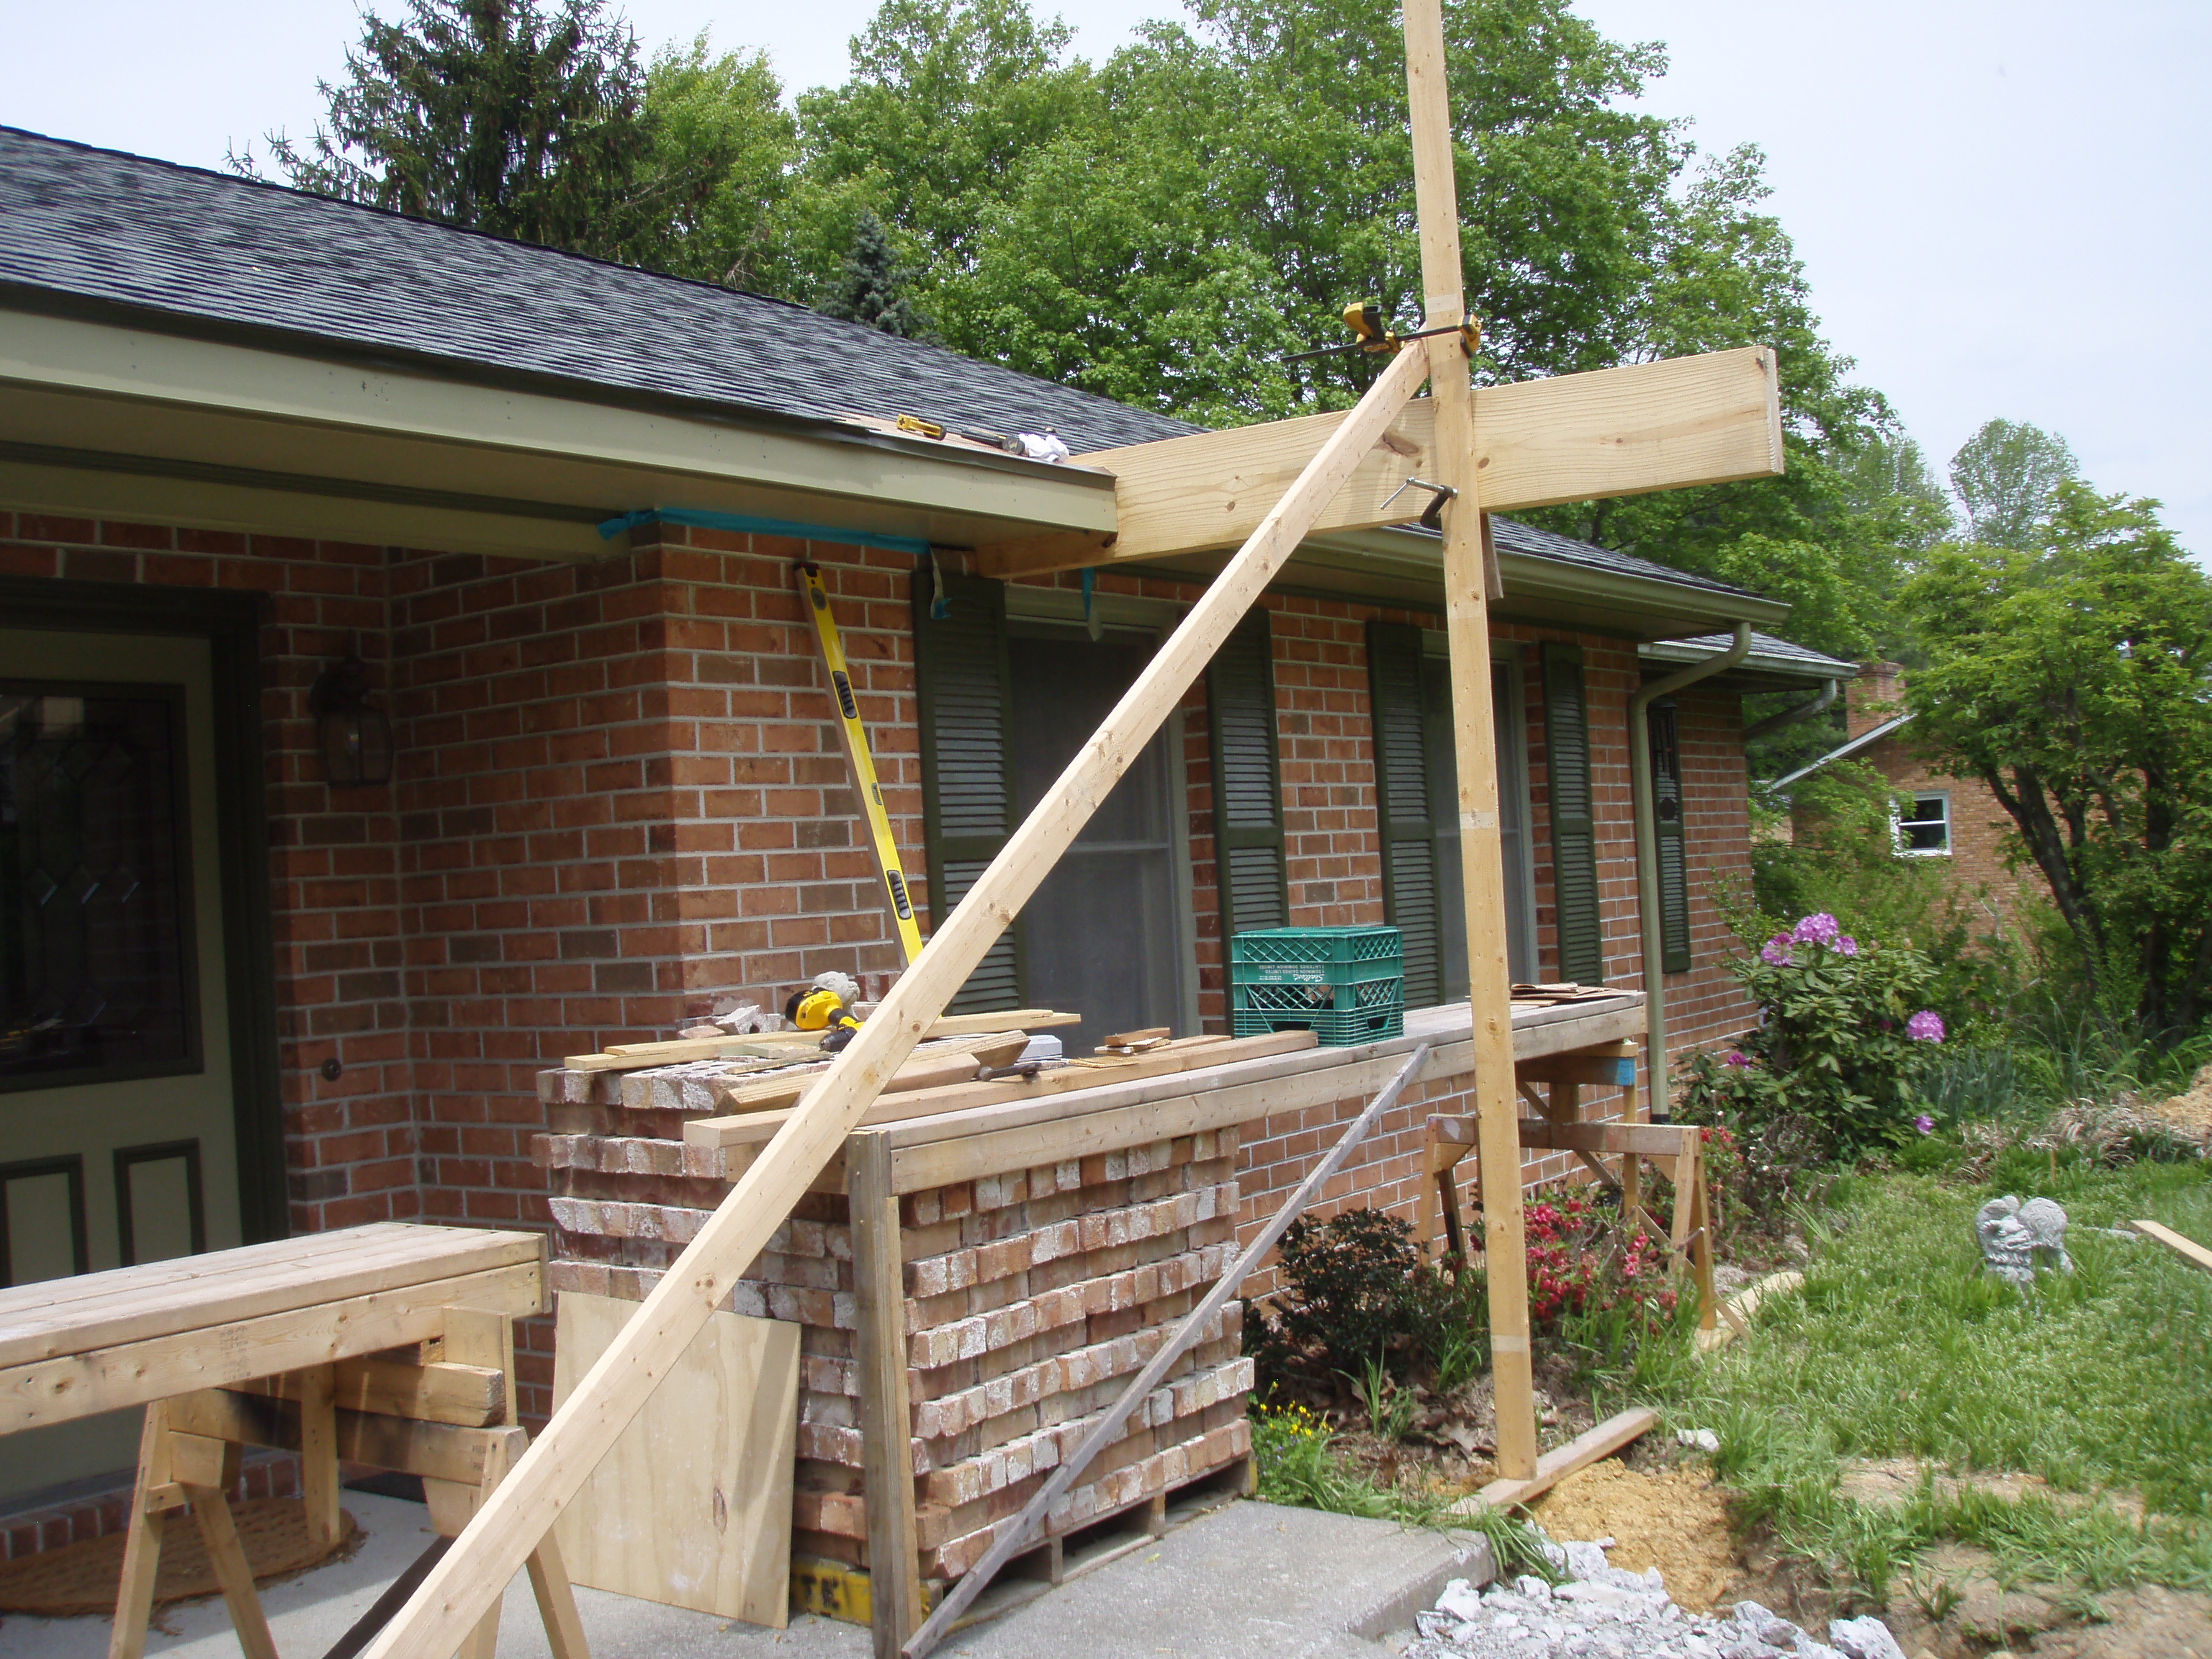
[0,127,1849,1524]
[1777,661,2044,927]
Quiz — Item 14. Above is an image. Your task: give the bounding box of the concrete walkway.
[0,1493,1493,1659]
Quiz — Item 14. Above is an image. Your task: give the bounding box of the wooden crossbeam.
[973,346,1783,580]
[356,342,1437,1659]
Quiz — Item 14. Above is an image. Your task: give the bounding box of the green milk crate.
[1228,925,1405,1046]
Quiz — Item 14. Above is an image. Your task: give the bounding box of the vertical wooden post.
[1402,0,1539,1481]
[850,1130,924,1659]
[297,1361,341,1550]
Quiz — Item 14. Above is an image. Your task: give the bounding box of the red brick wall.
[0,510,1769,1417]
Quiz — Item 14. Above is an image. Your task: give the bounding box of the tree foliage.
[1903,484,2212,1036]
[819,212,930,337]
[1948,418,2080,551]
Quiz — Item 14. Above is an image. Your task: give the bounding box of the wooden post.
[1402,0,1539,1482]
[850,1130,924,1659]
[355,327,1434,1659]
[297,1361,341,1550]
[107,1406,173,1659]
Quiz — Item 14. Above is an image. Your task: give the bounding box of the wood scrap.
[564,1009,1082,1073]
[709,1035,1030,1115]
[685,1029,1317,1152]
[1449,1407,1659,1514]
[1098,1027,1172,1053]
[2131,1218,2212,1275]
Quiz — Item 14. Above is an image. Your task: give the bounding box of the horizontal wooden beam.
[1451,1406,1658,1512]
[974,347,1782,580]
[1427,1116,1693,1157]
[167,1388,518,1487]
[234,1359,505,1428]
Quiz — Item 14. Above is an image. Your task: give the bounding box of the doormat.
[0,1497,359,1618]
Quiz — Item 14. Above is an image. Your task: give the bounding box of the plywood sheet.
[551,1291,799,1627]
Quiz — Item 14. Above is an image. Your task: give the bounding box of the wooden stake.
[297,1361,341,1550]
[356,341,1435,1659]
[1402,0,1538,1483]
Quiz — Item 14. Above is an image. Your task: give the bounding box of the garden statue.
[1975,1195,2072,1286]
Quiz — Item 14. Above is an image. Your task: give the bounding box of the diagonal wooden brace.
[355,341,1437,1659]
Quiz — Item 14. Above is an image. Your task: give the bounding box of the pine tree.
[235,0,665,265]
[819,212,930,338]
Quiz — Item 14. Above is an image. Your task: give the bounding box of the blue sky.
[6,0,2205,556]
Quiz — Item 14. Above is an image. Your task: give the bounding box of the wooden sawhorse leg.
[109,1406,279,1659]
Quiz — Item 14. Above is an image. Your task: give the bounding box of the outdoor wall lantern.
[310,652,394,786]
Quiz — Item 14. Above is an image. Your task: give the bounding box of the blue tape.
[598,508,932,559]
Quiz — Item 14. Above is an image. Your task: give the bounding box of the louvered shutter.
[1206,613,1287,944]
[1367,621,1442,1007]
[1541,642,1605,985]
[912,567,1020,1012]
[1649,698,1692,974]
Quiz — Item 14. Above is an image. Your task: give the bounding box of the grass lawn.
[1663,1151,2212,1599]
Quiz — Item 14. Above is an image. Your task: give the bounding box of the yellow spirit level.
[793,562,926,963]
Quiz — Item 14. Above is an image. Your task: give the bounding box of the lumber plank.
[0,1224,541,1370]
[2,1260,544,1432]
[920,1009,1081,1038]
[2131,1218,2212,1274]
[110,1407,172,1659]
[235,1358,505,1427]
[710,1035,1030,1115]
[1695,1269,1804,1353]
[1454,1406,1660,1513]
[685,1029,1319,1151]
[551,1292,799,1627]
[971,348,1782,579]
[353,340,1437,1659]
[851,1134,925,1658]
[1515,1054,1637,1088]
[1401,0,1537,1485]
[297,1363,341,1549]
[164,1388,519,1487]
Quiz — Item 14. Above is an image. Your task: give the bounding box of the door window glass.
[0,685,199,1087]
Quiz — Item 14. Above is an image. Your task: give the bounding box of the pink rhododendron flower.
[1906,1010,1946,1043]
[1914,1115,1936,1135]
[1835,935,1859,956]
[1791,912,1840,945]
[1723,1051,1752,1068]
[1760,935,1794,966]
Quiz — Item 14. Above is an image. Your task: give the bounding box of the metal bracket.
[1380,475,1459,531]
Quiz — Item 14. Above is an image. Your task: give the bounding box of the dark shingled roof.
[0,126,1199,454]
[0,126,1775,612]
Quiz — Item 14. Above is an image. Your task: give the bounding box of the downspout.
[1630,624,1751,1118]
[1743,677,1838,742]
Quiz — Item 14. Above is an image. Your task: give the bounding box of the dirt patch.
[2024,1585,2212,1658]
[1331,1367,1599,1498]
[1527,1456,1744,1611]
[1839,1457,2149,1524]
[2150,1066,2212,1136]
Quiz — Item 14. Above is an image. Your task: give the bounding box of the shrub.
[1250,1208,1427,1391]
[1678,912,1951,1158]
[1522,1186,1678,1332]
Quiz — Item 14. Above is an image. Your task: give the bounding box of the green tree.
[637,35,801,292]
[1949,418,2079,550]
[1904,483,2212,1035]
[819,212,931,336]
[238,0,663,261]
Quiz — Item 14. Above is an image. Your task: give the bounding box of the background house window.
[1897,791,1951,855]
[1647,697,1693,974]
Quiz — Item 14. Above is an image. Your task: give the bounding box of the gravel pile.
[1407,1539,1909,1659]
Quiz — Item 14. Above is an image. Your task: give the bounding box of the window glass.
[0,685,199,1087]
[1898,792,1950,855]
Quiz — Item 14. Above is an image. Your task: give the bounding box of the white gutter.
[1629,622,1750,1115]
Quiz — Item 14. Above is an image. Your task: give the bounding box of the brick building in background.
[1778,661,2048,931]
[0,126,1848,1537]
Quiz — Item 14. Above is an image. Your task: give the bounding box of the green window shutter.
[1649,698,1692,974]
[1206,613,1287,945]
[1541,642,1604,985]
[1367,621,1442,1008]
[912,566,1020,1012]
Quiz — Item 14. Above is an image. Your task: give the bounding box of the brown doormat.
[0,1498,360,1619]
